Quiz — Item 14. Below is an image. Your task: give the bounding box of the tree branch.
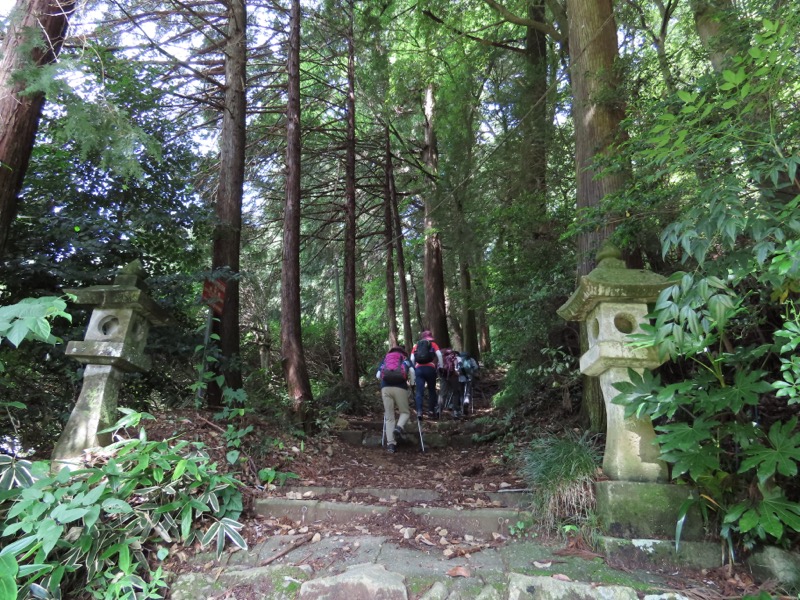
[482,0,564,42]
[421,10,525,54]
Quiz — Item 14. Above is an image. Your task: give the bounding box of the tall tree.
[0,0,76,259]
[207,0,247,407]
[281,0,314,420]
[689,0,800,203]
[567,0,628,431]
[383,128,400,349]
[341,0,359,388]
[422,84,451,347]
[567,0,626,277]
[387,129,414,351]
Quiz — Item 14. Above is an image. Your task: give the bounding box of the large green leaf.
[739,418,800,483]
[0,554,18,600]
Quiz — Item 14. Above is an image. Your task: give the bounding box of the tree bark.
[522,2,549,211]
[341,0,360,389]
[207,0,246,407]
[459,261,479,358]
[0,0,76,259]
[421,84,450,347]
[281,0,314,420]
[387,128,414,352]
[478,307,491,354]
[383,128,399,349]
[567,0,626,432]
[567,0,625,277]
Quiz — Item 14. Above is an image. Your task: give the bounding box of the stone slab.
[747,546,800,592]
[508,573,638,600]
[596,536,723,571]
[253,498,526,539]
[297,562,407,599]
[594,481,704,540]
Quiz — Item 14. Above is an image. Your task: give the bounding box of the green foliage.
[0,413,246,599]
[508,518,536,539]
[0,297,71,372]
[607,11,800,552]
[518,431,602,533]
[773,302,800,405]
[0,455,35,491]
[257,467,299,487]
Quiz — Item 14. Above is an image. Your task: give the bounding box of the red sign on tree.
[202,279,227,316]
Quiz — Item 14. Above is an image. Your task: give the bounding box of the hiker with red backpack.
[410,330,443,420]
[376,346,412,453]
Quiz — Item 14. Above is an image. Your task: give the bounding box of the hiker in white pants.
[376,346,411,453]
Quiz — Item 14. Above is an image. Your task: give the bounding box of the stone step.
[266,485,529,508]
[254,497,526,540]
[335,429,477,449]
[168,534,679,600]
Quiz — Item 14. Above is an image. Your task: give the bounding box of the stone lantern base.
[595,480,705,540]
[593,480,724,569]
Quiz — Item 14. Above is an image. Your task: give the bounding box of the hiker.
[410,330,443,419]
[376,346,411,453]
[457,352,479,408]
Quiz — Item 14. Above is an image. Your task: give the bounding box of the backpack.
[441,348,459,378]
[459,353,478,377]
[414,339,434,364]
[381,350,407,385]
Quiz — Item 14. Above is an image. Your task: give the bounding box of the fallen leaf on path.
[552,574,571,582]
[533,561,552,568]
[446,566,471,578]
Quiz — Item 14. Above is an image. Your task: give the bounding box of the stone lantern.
[52,261,171,469]
[558,244,668,483]
[558,245,710,551]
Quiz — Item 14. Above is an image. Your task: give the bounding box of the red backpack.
[381,350,407,385]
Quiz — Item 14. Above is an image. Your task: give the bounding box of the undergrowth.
[518,430,602,533]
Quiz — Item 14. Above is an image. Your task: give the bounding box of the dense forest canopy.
[1,0,800,563]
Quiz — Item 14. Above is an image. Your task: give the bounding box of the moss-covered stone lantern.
[557,244,668,483]
[52,261,171,470]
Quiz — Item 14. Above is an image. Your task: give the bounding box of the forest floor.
[143,369,778,599]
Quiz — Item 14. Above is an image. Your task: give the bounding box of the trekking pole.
[382,416,386,447]
[417,416,425,453]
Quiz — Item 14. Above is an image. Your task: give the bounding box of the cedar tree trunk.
[421,84,450,347]
[567,0,627,431]
[0,0,76,259]
[281,0,314,419]
[207,0,246,407]
[341,0,360,389]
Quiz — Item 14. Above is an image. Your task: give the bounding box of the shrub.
[518,431,602,533]
[0,412,246,599]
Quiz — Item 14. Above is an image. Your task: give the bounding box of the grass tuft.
[518,430,602,533]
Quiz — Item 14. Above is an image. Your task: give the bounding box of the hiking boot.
[393,426,405,441]
[387,444,396,454]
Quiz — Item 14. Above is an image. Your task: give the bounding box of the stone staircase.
[169,482,685,600]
